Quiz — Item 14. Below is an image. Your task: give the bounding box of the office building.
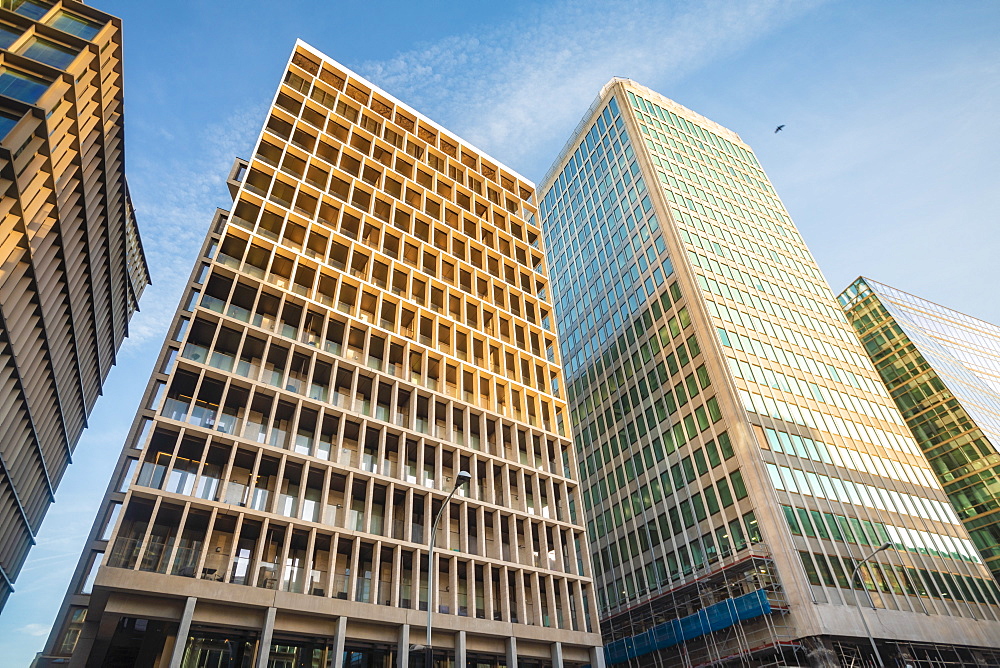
[840,277,1000,584]
[0,0,148,609]
[537,79,1000,667]
[39,41,602,668]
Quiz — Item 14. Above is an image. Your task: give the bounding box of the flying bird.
[774,124,785,133]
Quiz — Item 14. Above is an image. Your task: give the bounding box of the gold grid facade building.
[0,0,148,609]
[840,277,1000,583]
[40,41,602,668]
[538,79,1000,667]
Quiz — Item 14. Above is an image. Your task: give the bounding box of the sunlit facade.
[538,79,1000,667]
[840,277,1000,584]
[38,41,602,668]
[0,0,148,609]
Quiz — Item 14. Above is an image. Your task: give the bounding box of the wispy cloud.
[359,0,826,178]
[757,40,1000,322]
[15,624,49,637]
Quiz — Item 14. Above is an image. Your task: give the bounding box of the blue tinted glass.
[0,70,49,104]
[12,0,49,19]
[21,38,77,69]
[0,24,21,49]
[48,12,100,40]
[0,111,20,138]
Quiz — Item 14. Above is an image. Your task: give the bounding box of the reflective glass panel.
[48,11,101,40]
[11,0,49,19]
[0,23,21,49]
[0,110,20,137]
[20,37,78,69]
[0,69,49,103]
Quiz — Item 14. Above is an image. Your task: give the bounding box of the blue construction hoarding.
[604,589,773,665]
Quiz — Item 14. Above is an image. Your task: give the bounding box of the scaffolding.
[602,544,797,668]
[830,639,1000,668]
[599,543,1000,668]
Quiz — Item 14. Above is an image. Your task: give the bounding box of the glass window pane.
[99,503,121,541]
[0,23,21,49]
[0,69,49,103]
[48,10,101,40]
[11,0,50,20]
[80,551,104,594]
[0,109,20,138]
[20,37,78,69]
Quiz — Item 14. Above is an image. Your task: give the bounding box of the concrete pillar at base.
[332,616,348,668]
[551,642,563,668]
[167,597,197,668]
[397,624,410,668]
[456,630,466,668]
[506,637,517,668]
[589,646,606,668]
[254,607,277,668]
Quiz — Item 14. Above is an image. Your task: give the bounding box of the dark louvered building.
[0,0,148,609]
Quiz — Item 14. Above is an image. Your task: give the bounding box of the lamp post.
[421,470,471,668]
[850,541,892,668]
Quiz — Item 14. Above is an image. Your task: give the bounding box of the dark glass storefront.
[181,627,257,668]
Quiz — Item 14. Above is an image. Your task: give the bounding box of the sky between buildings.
[2,0,999,663]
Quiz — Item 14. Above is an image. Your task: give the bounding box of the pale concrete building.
[538,79,1000,667]
[38,41,602,668]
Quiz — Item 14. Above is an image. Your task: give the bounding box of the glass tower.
[840,277,1000,583]
[0,0,148,609]
[38,41,602,668]
[538,79,1000,667]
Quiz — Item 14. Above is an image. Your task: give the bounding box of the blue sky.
[2,0,999,662]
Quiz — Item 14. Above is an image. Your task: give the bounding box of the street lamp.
[850,541,892,668]
[420,470,471,668]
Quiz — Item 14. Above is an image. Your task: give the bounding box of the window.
[117,459,137,493]
[0,69,49,104]
[49,12,101,40]
[719,432,734,458]
[58,608,86,655]
[0,23,21,49]
[132,418,152,450]
[80,551,104,594]
[730,470,748,500]
[799,552,820,586]
[707,396,722,422]
[717,478,733,507]
[99,503,121,541]
[743,511,761,543]
[10,0,49,20]
[19,37,78,69]
[705,440,721,467]
[0,108,20,137]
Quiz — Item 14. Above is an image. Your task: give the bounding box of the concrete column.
[499,567,511,622]
[456,630,466,668]
[551,642,563,668]
[589,645,606,668]
[506,636,517,668]
[167,597,197,668]
[254,607,277,668]
[397,624,410,668]
[332,615,348,668]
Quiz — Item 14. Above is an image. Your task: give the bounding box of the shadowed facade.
[0,0,148,610]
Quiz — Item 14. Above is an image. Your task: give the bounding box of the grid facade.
[538,79,1000,667]
[0,0,148,609]
[840,277,1000,583]
[39,41,602,668]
